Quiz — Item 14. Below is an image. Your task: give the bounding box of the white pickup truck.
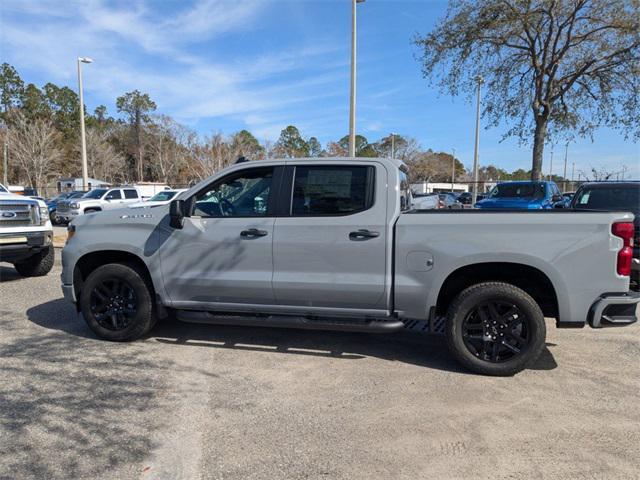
[61,158,639,375]
[56,187,141,222]
[0,183,54,276]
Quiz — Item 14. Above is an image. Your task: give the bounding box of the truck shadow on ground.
[0,265,25,283]
[27,298,558,376]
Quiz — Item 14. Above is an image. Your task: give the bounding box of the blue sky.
[1,0,638,178]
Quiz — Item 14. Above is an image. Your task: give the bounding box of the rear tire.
[445,282,546,376]
[80,263,156,341]
[14,245,55,277]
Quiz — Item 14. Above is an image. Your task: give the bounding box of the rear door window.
[290,166,374,216]
[123,189,139,199]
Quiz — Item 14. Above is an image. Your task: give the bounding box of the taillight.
[438,200,445,209]
[612,222,634,276]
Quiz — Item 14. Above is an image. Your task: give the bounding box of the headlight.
[39,206,49,225]
[70,202,80,209]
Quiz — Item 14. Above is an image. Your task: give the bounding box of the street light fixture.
[348,0,365,157]
[471,75,483,207]
[77,57,93,191]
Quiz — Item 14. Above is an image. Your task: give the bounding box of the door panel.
[159,216,275,304]
[272,163,388,310]
[159,166,277,305]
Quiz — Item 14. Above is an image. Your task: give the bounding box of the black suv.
[570,182,639,290]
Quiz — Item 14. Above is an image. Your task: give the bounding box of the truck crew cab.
[61,158,639,375]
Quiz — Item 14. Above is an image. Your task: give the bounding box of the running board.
[175,310,405,333]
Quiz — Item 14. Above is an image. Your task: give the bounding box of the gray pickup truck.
[61,158,639,375]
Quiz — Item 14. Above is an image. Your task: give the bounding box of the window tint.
[105,190,122,200]
[489,183,545,199]
[193,167,273,217]
[123,189,138,199]
[573,186,640,212]
[291,166,373,216]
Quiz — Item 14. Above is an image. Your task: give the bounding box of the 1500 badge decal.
[120,213,153,219]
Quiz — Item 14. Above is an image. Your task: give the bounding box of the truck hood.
[0,192,46,207]
[476,197,545,209]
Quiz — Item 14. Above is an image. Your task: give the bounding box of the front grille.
[57,203,70,213]
[0,202,37,227]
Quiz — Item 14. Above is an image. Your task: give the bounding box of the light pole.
[548,144,554,181]
[348,0,365,157]
[571,161,575,191]
[471,75,483,207]
[390,133,395,159]
[2,141,7,187]
[77,56,92,191]
[562,143,568,192]
[451,148,456,192]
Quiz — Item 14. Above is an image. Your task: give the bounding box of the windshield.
[83,189,107,199]
[148,191,178,202]
[573,186,640,212]
[489,183,545,199]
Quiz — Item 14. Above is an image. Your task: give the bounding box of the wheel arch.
[73,250,155,304]
[435,262,559,319]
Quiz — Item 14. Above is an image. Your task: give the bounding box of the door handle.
[349,229,380,241]
[240,228,268,238]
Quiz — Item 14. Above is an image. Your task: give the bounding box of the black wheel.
[80,263,156,341]
[14,245,55,277]
[49,210,59,224]
[445,282,546,376]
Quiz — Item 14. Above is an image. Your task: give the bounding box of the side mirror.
[169,199,185,229]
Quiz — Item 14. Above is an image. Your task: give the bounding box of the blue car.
[476,181,565,210]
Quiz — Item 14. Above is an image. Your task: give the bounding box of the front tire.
[445,282,546,376]
[80,263,156,341]
[14,245,55,277]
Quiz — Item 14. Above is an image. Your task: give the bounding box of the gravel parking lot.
[1,250,639,480]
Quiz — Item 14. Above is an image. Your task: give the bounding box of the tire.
[14,245,55,277]
[49,210,59,224]
[80,263,157,341]
[445,282,546,376]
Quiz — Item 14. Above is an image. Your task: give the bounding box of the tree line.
[1,62,558,193]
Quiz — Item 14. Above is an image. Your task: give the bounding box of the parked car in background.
[562,191,575,202]
[57,187,141,222]
[438,193,463,209]
[476,181,563,209]
[458,192,486,205]
[567,182,640,290]
[46,191,87,224]
[0,182,54,277]
[134,183,171,201]
[129,189,188,208]
[62,157,639,376]
[411,193,439,210]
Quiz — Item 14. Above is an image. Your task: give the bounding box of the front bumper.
[0,231,53,263]
[60,209,80,221]
[588,292,640,328]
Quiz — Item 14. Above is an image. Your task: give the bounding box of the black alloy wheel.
[445,282,546,376]
[89,278,138,331]
[461,301,530,363]
[80,263,156,341]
